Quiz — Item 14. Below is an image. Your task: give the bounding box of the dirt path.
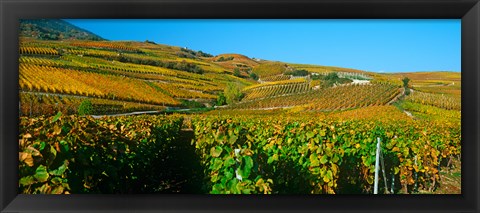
[412,82,455,87]
[21,90,93,100]
[387,88,416,119]
[90,110,161,118]
[147,128,205,193]
[386,87,405,105]
[165,129,205,193]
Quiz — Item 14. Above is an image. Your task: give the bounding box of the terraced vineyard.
[18,38,253,116]
[20,46,59,55]
[229,83,401,111]
[19,64,180,105]
[253,62,289,78]
[20,92,165,116]
[260,74,292,82]
[242,79,311,101]
[18,20,461,195]
[405,90,460,110]
[19,38,407,117]
[69,40,139,52]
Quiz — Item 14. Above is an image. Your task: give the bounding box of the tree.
[321,72,340,87]
[224,83,244,105]
[145,40,156,44]
[78,99,93,115]
[324,72,339,81]
[233,68,241,77]
[285,69,309,76]
[402,77,410,88]
[402,77,410,95]
[217,92,226,106]
[249,72,259,80]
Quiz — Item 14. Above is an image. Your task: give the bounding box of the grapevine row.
[405,91,461,110]
[152,82,217,99]
[243,81,311,101]
[19,114,184,194]
[259,74,292,82]
[70,41,138,52]
[230,83,400,111]
[19,92,166,116]
[20,47,59,55]
[192,113,460,194]
[19,64,180,106]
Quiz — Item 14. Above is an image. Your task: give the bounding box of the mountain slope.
[17,19,460,116]
[20,19,105,41]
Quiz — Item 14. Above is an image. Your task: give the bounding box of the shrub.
[224,83,244,105]
[233,68,242,77]
[78,100,93,115]
[402,77,411,95]
[249,72,259,80]
[216,56,234,62]
[402,77,410,88]
[181,100,205,109]
[217,92,227,106]
[285,69,309,76]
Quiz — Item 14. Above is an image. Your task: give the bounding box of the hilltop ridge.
[20,19,105,41]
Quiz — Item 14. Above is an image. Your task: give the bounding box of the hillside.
[17,19,461,116]
[389,71,461,95]
[18,35,461,116]
[18,38,258,115]
[17,38,395,115]
[20,19,105,41]
[17,20,461,195]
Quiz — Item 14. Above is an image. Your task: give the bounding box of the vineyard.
[20,92,165,117]
[19,114,188,194]
[19,64,180,106]
[242,79,311,101]
[191,109,460,194]
[399,101,461,123]
[253,62,289,78]
[19,105,461,194]
[20,47,59,55]
[70,41,139,52]
[18,38,415,116]
[229,83,401,111]
[259,74,292,82]
[18,38,256,115]
[405,90,461,110]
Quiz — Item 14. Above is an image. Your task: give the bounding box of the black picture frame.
[1,0,479,212]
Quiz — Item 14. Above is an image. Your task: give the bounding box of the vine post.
[374,137,381,194]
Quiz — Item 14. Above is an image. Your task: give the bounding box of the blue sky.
[65,19,461,73]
